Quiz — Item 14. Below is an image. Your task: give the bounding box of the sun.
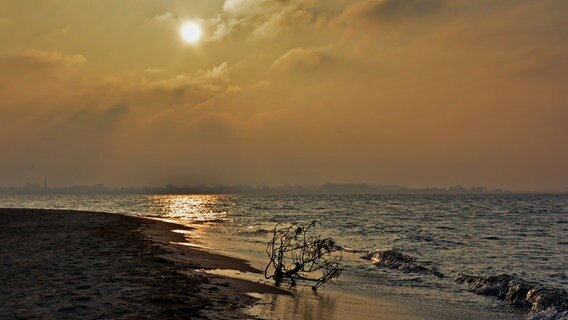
[180,21,202,44]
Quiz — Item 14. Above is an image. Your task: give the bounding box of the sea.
[1,194,567,320]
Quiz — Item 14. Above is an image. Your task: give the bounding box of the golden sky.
[0,0,567,190]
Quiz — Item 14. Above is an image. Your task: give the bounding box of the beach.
[0,208,288,319]
[1,201,564,320]
[0,207,474,320]
[1,208,422,320]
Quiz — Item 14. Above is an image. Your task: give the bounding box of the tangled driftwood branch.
[264,221,343,290]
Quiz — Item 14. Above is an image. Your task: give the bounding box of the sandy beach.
[0,208,288,319]
[0,207,531,320]
[0,208,454,320]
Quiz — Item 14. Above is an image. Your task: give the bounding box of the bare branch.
[264,221,343,290]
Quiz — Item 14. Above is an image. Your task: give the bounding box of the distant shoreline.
[1,191,565,196]
[4,182,555,195]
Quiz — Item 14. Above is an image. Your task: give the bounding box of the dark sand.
[0,208,518,320]
[0,209,286,319]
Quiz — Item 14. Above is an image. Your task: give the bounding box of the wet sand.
[0,208,507,320]
[186,224,524,320]
[0,208,285,319]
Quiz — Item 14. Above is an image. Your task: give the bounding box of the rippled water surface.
[1,194,567,318]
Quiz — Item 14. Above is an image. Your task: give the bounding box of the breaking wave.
[361,249,444,278]
[456,273,568,320]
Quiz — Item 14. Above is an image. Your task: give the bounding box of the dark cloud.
[369,0,445,18]
[338,0,449,24]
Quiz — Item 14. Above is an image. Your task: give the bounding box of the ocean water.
[1,194,567,319]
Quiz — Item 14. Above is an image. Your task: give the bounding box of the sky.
[0,0,567,190]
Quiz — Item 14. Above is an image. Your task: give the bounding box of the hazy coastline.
[1,182,548,196]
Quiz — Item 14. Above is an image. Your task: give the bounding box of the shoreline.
[187,223,526,320]
[0,207,531,320]
[0,208,287,319]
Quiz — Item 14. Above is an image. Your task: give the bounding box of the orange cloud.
[0,0,567,189]
[12,50,86,68]
[272,47,322,71]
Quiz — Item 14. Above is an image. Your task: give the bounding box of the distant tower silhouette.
[44,178,47,189]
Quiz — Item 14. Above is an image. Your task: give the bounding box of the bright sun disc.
[180,22,202,44]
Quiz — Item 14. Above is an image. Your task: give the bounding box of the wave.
[361,249,444,278]
[529,308,568,320]
[456,273,568,320]
[240,228,273,235]
[336,245,367,253]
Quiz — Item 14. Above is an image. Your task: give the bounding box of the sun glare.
[180,21,202,44]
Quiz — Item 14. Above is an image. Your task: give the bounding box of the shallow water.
[1,193,566,319]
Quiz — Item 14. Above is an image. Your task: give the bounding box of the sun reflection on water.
[148,195,229,222]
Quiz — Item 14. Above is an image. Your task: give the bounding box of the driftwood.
[264,221,342,290]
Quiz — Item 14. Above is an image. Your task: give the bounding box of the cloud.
[223,0,317,16]
[272,47,323,71]
[221,0,317,41]
[118,62,229,92]
[252,80,271,89]
[223,0,285,17]
[148,11,243,43]
[53,103,130,138]
[226,85,243,94]
[144,68,167,75]
[369,0,445,18]
[507,47,568,78]
[153,12,174,22]
[250,6,314,40]
[13,50,86,68]
[336,0,448,25]
[101,62,233,109]
[208,16,241,42]
[147,1,319,44]
[196,62,231,84]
